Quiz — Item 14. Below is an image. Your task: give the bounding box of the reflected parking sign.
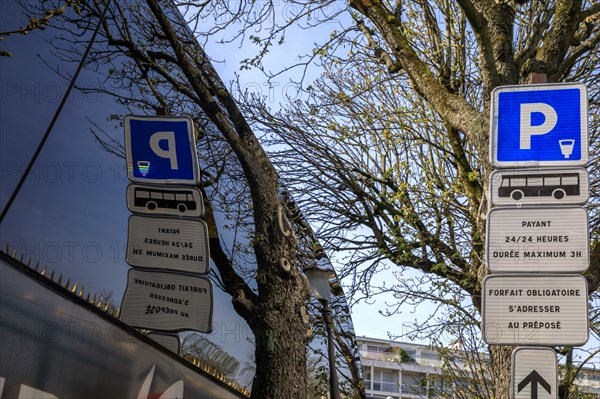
[490,83,588,168]
[125,115,200,185]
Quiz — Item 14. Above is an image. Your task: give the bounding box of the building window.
[369,369,399,393]
[401,372,427,396]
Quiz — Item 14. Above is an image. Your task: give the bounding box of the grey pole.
[321,299,341,399]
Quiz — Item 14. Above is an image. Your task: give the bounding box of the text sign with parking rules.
[482,274,588,346]
[486,206,589,273]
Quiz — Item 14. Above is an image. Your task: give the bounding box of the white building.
[358,336,600,398]
[576,368,600,396]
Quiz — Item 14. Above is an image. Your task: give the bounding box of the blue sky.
[193,7,458,345]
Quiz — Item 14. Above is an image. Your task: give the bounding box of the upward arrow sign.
[518,370,552,399]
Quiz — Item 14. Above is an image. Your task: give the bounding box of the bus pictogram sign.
[489,168,589,206]
[127,184,204,218]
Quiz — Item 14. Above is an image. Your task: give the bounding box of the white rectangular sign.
[127,184,204,218]
[120,269,213,333]
[483,274,588,346]
[512,347,557,399]
[486,207,589,273]
[126,215,210,274]
[489,168,589,206]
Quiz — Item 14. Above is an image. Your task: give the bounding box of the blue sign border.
[125,115,200,185]
[490,83,588,168]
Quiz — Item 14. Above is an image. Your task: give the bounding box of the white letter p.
[520,103,557,149]
[149,131,178,170]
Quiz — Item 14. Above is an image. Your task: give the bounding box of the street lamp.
[304,267,341,399]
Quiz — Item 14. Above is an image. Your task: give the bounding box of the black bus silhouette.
[134,187,197,212]
[498,172,580,200]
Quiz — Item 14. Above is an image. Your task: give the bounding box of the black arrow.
[518,370,551,399]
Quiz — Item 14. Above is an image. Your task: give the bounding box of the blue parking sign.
[125,115,200,185]
[490,83,588,167]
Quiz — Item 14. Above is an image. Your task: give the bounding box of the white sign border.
[490,82,588,168]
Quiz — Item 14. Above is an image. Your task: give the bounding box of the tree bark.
[251,273,310,398]
[489,345,513,399]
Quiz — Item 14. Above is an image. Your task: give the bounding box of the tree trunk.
[489,345,513,399]
[251,274,309,399]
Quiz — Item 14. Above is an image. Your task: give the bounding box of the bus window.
[151,191,162,199]
[176,193,187,201]
[562,176,578,185]
[544,177,560,186]
[511,178,525,187]
[187,194,194,201]
[164,193,175,201]
[136,190,150,198]
[527,177,542,186]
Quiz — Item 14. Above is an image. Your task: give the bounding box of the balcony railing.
[364,380,397,392]
[360,349,442,367]
[360,349,406,363]
[418,358,442,367]
[401,384,427,396]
